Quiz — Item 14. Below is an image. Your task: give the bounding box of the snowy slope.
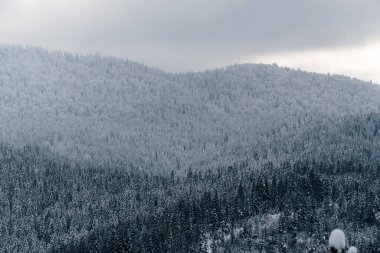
[1,45,380,171]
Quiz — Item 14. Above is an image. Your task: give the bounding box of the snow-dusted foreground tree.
[329,229,346,253]
[329,229,360,253]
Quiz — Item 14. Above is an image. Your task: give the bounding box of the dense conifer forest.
[1,46,380,252]
[1,143,380,252]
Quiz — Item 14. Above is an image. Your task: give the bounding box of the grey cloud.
[86,0,380,50]
[0,0,379,71]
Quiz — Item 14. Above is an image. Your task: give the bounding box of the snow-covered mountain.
[1,45,380,172]
[2,45,380,252]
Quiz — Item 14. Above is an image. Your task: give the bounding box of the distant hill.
[0,45,380,172]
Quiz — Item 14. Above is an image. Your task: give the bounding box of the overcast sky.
[0,0,380,83]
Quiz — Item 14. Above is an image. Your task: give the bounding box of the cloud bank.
[0,0,379,81]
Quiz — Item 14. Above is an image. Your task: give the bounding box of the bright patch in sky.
[21,0,35,5]
[246,40,380,84]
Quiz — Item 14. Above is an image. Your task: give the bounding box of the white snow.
[348,247,358,253]
[268,213,281,225]
[329,229,346,251]
[201,233,213,253]
[375,211,380,222]
[234,227,244,237]
[206,238,213,253]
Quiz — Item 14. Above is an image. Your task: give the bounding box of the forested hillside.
[1,143,380,252]
[1,46,380,252]
[1,46,380,173]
